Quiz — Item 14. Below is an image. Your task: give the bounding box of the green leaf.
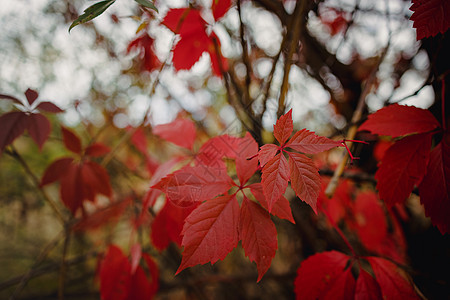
[134,0,158,12]
[69,0,116,32]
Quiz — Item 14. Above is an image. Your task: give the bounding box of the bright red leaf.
[410,0,450,40]
[153,118,196,150]
[375,132,432,206]
[195,134,241,167]
[235,133,259,184]
[273,109,293,145]
[286,129,341,154]
[257,144,279,168]
[321,267,355,300]
[249,183,295,223]
[287,152,321,213]
[359,104,440,138]
[419,140,450,234]
[212,0,231,21]
[99,245,131,300]
[261,153,289,212]
[294,251,351,300]
[355,268,382,300]
[239,197,278,282]
[367,256,419,299]
[177,194,240,274]
[127,32,161,72]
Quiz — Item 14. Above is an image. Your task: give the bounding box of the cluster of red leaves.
[359,104,449,233]
[410,0,450,40]
[98,244,158,300]
[294,251,419,300]
[150,111,342,281]
[41,127,112,214]
[0,88,63,151]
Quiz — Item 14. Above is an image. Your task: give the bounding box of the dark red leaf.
[367,256,419,299]
[287,152,321,213]
[375,133,432,206]
[419,141,450,234]
[99,245,131,300]
[27,113,50,149]
[0,111,29,151]
[142,253,159,297]
[85,143,110,157]
[36,101,64,113]
[153,164,231,207]
[261,153,289,212]
[235,133,258,185]
[286,129,340,154]
[153,118,196,150]
[212,0,231,21]
[318,178,352,225]
[177,194,240,274]
[258,144,279,168]
[249,183,295,223]
[24,88,39,106]
[0,94,23,105]
[355,268,382,300]
[294,251,350,300]
[359,104,440,138]
[61,127,83,155]
[239,197,278,282]
[273,109,293,145]
[41,157,74,186]
[321,267,355,300]
[410,0,450,40]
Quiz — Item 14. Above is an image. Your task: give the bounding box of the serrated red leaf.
[258,144,279,168]
[36,101,63,113]
[287,152,321,213]
[153,118,196,150]
[294,251,350,300]
[195,134,241,167]
[27,114,50,150]
[286,129,340,154]
[41,157,74,186]
[85,143,110,157]
[24,88,39,106]
[153,164,231,207]
[261,153,289,212]
[419,141,450,234]
[235,133,258,184]
[273,109,293,145]
[0,111,28,151]
[321,267,355,300]
[359,104,440,138]
[127,32,161,73]
[99,245,131,300]
[61,127,82,155]
[355,268,382,300]
[212,0,231,21]
[239,197,277,282]
[151,200,198,250]
[249,183,295,223]
[410,0,450,40]
[375,133,432,206]
[367,257,419,299]
[177,194,240,274]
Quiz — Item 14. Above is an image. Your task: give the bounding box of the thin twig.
[58,224,72,300]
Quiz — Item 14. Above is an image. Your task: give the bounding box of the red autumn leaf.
[61,127,83,155]
[195,134,241,167]
[287,152,321,213]
[85,143,110,157]
[286,129,341,154]
[177,194,240,274]
[367,256,419,299]
[410,0,450,40]
[235,133,259,184]
[351,192,388,251]
[239,197,278,282]
[24,88,39,106]
[373,139,393,162]
[321,267,355,300]
[153,118,196,150]
[25,114,51,150]
[130,243,142,275]
[130,126,149,155]
[318,179,352,225]
[153,164,231,207]
[355,268,382,300]
[41,157,74,186]
[0,93,22,105]
[99,245,131,300]
[212,0,231,21]
[375,132,432,206]
[419,140,450,234]
[72,198,131,232]
[127,32,161,72]
[258,144,279,168]
[273,109,293,145]
[0,112,29,151]
[141,253,159,297]
[261,153,289,212]
[151,200,198,250]
[359,104,440,138]
[249,183,295,223]
[162,8,204,35]
[294,251,351,300]
[36,101,64,113]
